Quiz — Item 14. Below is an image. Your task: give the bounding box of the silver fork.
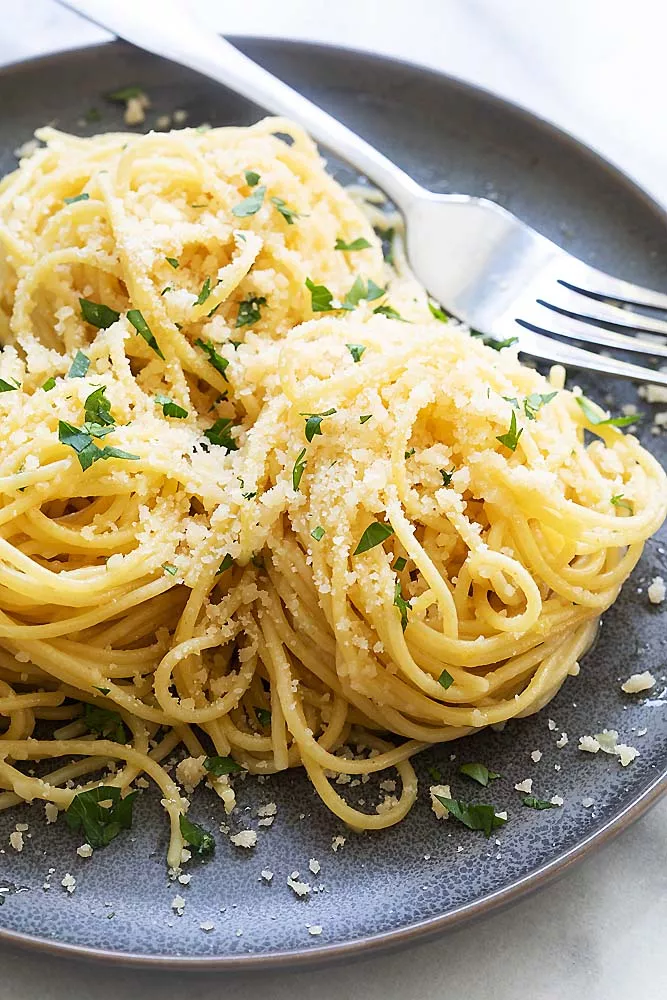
[59,0,667,388]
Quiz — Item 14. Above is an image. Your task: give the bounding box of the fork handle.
[59,0,425,211]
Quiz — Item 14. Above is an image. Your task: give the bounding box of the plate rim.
[0,34,664,971]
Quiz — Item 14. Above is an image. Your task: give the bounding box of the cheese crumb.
[308,858,321,875]
[76,843,93,858]
[530,750,543,763]
[556,732,569,748]
[199,921,215,932]
[171,894,186,915]
[514,778,533,794]
[61,873,76,893]
[44,802,58,825]
[547,719,557,731]
[621,671,656,694]
[287,873,310,897]
[308,925,323,936]
[582,796,594,808]
[331,835,346,852]
[9,831,23,852]
[578,735,600,753]
[260,869,273,882]
[550,795,564,806]
[429,783,451,819]
[647,576,666,604]
[230,829,257,849]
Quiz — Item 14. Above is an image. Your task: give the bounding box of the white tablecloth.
[0,2,665,998]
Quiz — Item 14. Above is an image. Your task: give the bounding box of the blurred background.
[0,2,664,998]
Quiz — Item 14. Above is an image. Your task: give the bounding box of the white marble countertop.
[0,1,665,997]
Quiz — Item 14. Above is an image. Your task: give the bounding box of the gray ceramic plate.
[0,37,665,970]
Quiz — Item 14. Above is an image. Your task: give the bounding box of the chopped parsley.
[404,448,415,459]
[576,395,641,428]
[523,391,557,420]
[438,669,454,690]
[68,350,91,378]
[83,385,115,431]
[195,277,213,306]
[428,300,449,322]
[244,170,261,187]
[94,686,111,695]
[271,196,300,224]
[353,521,394,555]
[108,86,144,102]
[58,420,139,471]
[428,765,442,783]
[496,410,523,452]
[166,256,179,269]
[381,227,395,265]
[292,448,307,491]
[65,785,138,849]
[236,295,267,328]
[393,579,412,631]
[155,394,188,418]
[359,414,372,424]
[42,376,56,391]
[342,276,385,310]
[84,704,126,743]
[64,192,89,205]
[79,298,120,330]
[195,338,229,380]
[306,277,334,313]
[346,343,366,362]
[393,556,407,572]
[232,185,266,217]
[335,237,371,252]
[484,335,519,351]
[204,755,242,776]
[434,795,507,837]
[302,408,336,442]
[440,468,455,486]
[217,554,234,574]
[255,707,271,727]
[162,563,178,576]
[373,304,404,320]
[521,795,558,810]
[311,526,325,541]
[611,494,634,513]
[127,309,164,359]
[204,418,238,452]
[179,814,215,856]
[459,762,501,787]
[0,378,20,392]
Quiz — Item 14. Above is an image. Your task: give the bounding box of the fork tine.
[547,283,667,337]
[517,301,667,359]
[515,325,667,386]
[560,259,667,311]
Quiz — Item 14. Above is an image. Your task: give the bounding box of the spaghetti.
[0,119,663,867]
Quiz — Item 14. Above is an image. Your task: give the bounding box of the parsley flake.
[302,408,336,442]
[521,795,558,810]
[155,394,188,418]
[232,185,266,217]
[84,704,126,743]
[484,335,519,351]
[373,304,404,320]
[496,410,523,452]
[162,563,178,576]
[68,350,90,378]
[576,395,641,428]
[353,521,394,555]
[64,192,89,205]
[360,414,372,424]
[428,765,442,783]
[127,309,164,359]
[440,468,455,486]
[58,420,139,471]
[244,170,261,187]
[204,755,242,776]
[217,554,234,574]
[108,86,143,102]
[523,391,557,421]
[459,762,501,787]
[79,298,120,330]
[342,276,385,310]
[179,814,215,856]
[428,300,449,322]
[611,494,633,513]
[203,418,238,452]
[236,295,267,328]
[42,376,56,391]
[271,196,300,224]
[393,556,407,572]
[311,526,325,541]
[434,795,507,837]
[306,277,334,312]
[393,579,412,631]
[166,256,179,269]
[0,378,20,392]
[195,277,213,306]
[292,448,307,491]
[335,237,371,251]
[196,338,229,380]
[65,786,138,849]
[255,707,271,727]
[346,343,366,362]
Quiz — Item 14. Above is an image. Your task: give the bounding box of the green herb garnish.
[204,755,242,776]
[217,554,234,574]
[346,343,366,362]
[0,378,20,392]
[360,414,372,424]
[166,257,179,269]
[428,301,448,322]
[523,391,558,420]
[302,408,336,443]
[255,707,272,727]
[108,86,144,102]
[155,394,188,419]
[611,494,633,513]
[438,669,454,690]
[484,336,519,350]
[311,526,325,541]
[203,418,238,452]
[42,376,56,392]
[335,237,371,252]
[342,277,385,310]
[127,309,164,359]
[496,410,523,452]
[68,350,91,378]
[232,185,266,217]
[405,448,415,459]
[64,192,89,205]
[65,786,138,848]
[434,795,507,837]
[244,170,261,187]
[179,814,215,856]
[194,277,213,306]
[373,304,404,320]
[236,295,267,328]
[79,298,120,330]
[306,277,334,313]
[58,420,139,471]
[393,579,412,631]
[271,196,300,224]
[84,704,126,743]
[428,765,442,783]
[459,762,501,787]
[292,447,307,491]
[576,395,641,428]
[393,556,407,572]
[521,795,558,810]
[353,521,394,555]
[162,563,178,576]
[196,338,228,380]
[439,468,455,486]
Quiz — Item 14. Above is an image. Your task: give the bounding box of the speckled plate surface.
[0,37,665,970]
